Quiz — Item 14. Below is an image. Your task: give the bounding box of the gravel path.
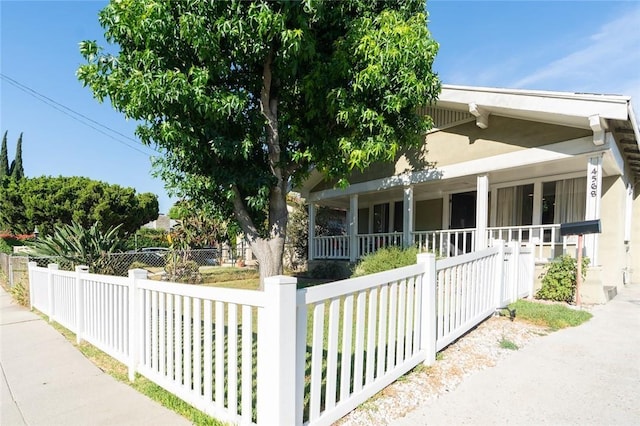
[337,313,549,425]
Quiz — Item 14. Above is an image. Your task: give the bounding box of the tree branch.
[231,185,260,243]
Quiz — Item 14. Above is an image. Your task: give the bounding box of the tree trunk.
[248,237,286,290]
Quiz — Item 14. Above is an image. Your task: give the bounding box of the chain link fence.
[0,253,30,289]
[1,241,306,285]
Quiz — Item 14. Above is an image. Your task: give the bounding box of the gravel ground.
[336,313,550,426]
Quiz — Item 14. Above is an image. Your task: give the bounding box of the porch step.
[604,285,618,301]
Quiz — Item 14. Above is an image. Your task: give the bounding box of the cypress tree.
[10,132,24,181]
[0,131,8,178]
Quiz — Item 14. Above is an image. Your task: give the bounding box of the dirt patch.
[337,315,548,425]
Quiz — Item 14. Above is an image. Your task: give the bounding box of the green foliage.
[309,261,351,280]
[123,228,169,251]
[0,131,8,179]
[0,233,32,254]
[498,337,518,350]
[169,200,233,249]
[536,255,590,303]
[168,200,190,220]
[287,197,309,262]
[164,252,202,284]
[352,246,418,277]
[287,198,349,264]
[77,0,440,278]
[27,221,124,273]
[0,176,158,236]
[9,132,24,181]
[509,299,592,331]
[10,282,30,307]
[0,238,12,254]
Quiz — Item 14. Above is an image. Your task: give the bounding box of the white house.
[298,85,640,303]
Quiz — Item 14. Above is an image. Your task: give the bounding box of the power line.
[0,73,161,157]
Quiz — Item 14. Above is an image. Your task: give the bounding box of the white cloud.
[511,7,640,96]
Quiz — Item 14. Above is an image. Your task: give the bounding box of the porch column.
[475,175,489,251]
[585,154,603,265]
[349,194,359,262]
[308,203,316,261]
[403,185,414,248]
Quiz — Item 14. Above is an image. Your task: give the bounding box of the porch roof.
[297,85,640,201]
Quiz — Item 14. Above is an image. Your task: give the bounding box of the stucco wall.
[311,116,592,192]
[631,184,640,285]
[597,176,627,288]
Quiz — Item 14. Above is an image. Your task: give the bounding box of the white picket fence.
[27,241,533,425]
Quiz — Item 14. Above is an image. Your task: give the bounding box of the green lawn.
[507,299,593,330]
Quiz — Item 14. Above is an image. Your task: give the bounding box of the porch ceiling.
[314,152,616,209]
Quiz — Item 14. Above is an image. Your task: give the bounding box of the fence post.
[508,241,520,304]
[257,275,298,425]
[75,265,89,344]
[27,261,37,309]
[128,268,147,382]
[417,253,437,365]
[526,243,535,298]
[47,263,59,322]
[493,241,505,308]
[8,256,14,288]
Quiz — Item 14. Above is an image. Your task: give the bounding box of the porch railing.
[310,224,577,262]
[313,235,349,259]
[357,232,403,258]
[487,224,576,260]
[413,229,476,258]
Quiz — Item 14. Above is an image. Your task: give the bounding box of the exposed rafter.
[589,114,607,145]
[468,103,489,129]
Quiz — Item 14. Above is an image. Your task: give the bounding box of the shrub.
[27,221,124,273]
[0,238,12,254]
[309,261,351,280]
[164,253,202,284]
[536,255,589,303]
[123,228,169,251]
[352,246,418,277]
[0,233,27,254]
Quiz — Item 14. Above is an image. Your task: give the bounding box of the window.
[373,203,389,233]
[393,201,403,232]
[496,184,533,226]
[542,178,586,224]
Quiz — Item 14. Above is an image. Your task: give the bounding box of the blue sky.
[1,1,639,214]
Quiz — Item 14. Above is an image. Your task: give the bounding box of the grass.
[200,267,259,284]
[498,336,519,350]
[41,314,228,426]
[9,267,589,425]
[508,299,593,331]
[0,271,226,426]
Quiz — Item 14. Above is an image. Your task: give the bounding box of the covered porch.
[306,136,621,264]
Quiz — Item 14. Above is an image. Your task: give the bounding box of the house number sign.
[590,167,598,197]
[588,159,601,198]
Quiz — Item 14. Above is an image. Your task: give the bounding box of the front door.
[450,191,476,254]
[450,191,476,229]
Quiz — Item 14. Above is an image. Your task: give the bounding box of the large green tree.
[0,176,159,235]
[9,132,24,181]
[78,0,440,284]
[0,131,8,179]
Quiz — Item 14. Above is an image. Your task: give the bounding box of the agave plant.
[28,221,124,273]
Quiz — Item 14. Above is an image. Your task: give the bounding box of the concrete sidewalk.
[0,288,192,426]
[396,284,640,426]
